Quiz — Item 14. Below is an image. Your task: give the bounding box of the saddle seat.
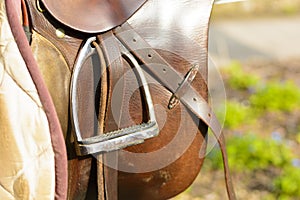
[40,0,146,33]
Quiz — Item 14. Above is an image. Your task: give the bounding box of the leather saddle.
[11,0,236,199]
[40,0,147,33]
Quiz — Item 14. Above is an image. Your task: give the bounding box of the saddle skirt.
[1,0,236,199]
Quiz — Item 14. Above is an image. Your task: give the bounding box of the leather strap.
[114,23,237,200]
[91,40,108,200]
[97,32,124,200]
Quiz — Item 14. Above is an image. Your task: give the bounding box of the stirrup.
[70,37,159,156]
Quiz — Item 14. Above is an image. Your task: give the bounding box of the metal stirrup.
[70,37,159,156]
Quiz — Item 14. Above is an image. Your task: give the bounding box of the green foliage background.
[207,62,300,199]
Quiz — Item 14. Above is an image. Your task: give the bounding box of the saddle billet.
[5,0,236,199]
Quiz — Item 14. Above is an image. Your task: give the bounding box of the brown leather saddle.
[39,0,147,33]
[16,0,236,199]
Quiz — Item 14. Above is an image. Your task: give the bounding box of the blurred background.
[174,0,300,199]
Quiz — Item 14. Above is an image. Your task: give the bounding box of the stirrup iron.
[70,37,159,156]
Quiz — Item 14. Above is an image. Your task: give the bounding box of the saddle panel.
[30,30,96,200]
[30,31,71,135]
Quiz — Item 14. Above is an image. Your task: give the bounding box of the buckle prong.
[168,65,199,109]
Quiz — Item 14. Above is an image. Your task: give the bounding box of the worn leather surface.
[0,1,55,199]
[12,0,224,199]
[31,31,71,135]
[114,1,213,199]
[40,0,147,33]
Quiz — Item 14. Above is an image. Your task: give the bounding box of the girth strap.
[114,23,237,200]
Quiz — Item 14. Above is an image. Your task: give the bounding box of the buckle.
[70,37,159,156]
[168,65,199,109]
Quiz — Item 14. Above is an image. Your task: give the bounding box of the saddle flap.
[40,0,147,33]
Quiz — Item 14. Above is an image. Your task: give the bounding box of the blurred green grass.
[173,60,300,199]
[210,61,300,199]
[218,62,300,129]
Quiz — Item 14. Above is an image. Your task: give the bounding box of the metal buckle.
[168,65,199,109]
[70,37,159,156]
